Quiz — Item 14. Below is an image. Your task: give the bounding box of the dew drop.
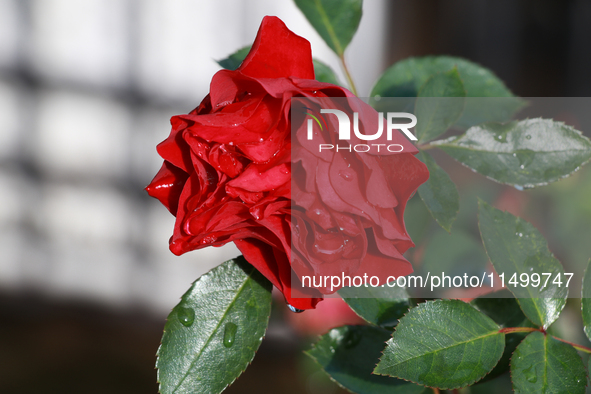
[250,206,263,220]
[520,164,525,169]
[228,141,234,146]
[338,170,353,181]
[259,137,264,142]
[201,235,217,244]
[519,233,523,237]
[287,304,305,313]
[177,306,195,327]
[513,153,517,157]
[523,365,537,383]
[223,323,238,348]
[526,135,532,140]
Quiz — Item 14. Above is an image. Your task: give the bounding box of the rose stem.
[340,55,358,96]
[552,336,591,354]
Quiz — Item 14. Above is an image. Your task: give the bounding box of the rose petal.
[238,16,314,80]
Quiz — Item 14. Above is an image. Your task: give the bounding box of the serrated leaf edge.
[373,299,505,390]
[156,258,272,394]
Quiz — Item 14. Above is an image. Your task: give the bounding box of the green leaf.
[339,285,412,328]
[417,151,460,232]
[156,256,273,394]
[294,0,362,56]
[415,68,466,143]
[313,59,342,85]
[471,291,533,383]
[433,119,591,188]
[581,258,591,341]
[375,299,505,389]
[370,56,525,127]
[216,46,251,70]
[511,331,587,393]
[478,200,567,329]
[307,325,428,394]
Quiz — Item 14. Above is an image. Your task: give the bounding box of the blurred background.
[1,0,591,393]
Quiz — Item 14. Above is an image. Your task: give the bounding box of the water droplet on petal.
[201,235,217,244]
[223,323,238,348]
[259,137,264,142]
[177,306,195,327]
[228,141,234,146]
[287,304,305,313]
[338,170,353,181]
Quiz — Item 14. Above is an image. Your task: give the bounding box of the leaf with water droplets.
[307,325,428,394]
[416,150,460,232]
[581,258,591,340]
[432,118,591,188]
[156,256,272,394]
[375,299,505,390]
[339,285,413,328]
[478,200,567,329]
[511,331,587,393]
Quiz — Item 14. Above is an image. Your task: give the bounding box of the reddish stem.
[431,388,440,394]
[499,327,539,334]
[552,336,591,354]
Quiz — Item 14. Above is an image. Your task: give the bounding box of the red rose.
[146,16,429,310]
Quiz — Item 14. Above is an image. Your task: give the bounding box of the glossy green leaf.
[156,256,272,394]
[339,285,412,328]
[370,56,524,127]
[478,200,567,329]
[471,291,533,383]
[307,325,428,394]
[417,151,460,232]
[415,68,466,143]
[581,258,591,341]
[313,59,342,85]
[511,331,587,393]
[294,0,362,56]
[433,119,591,188]
[375,299,505,389]
[216,46,251,70]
